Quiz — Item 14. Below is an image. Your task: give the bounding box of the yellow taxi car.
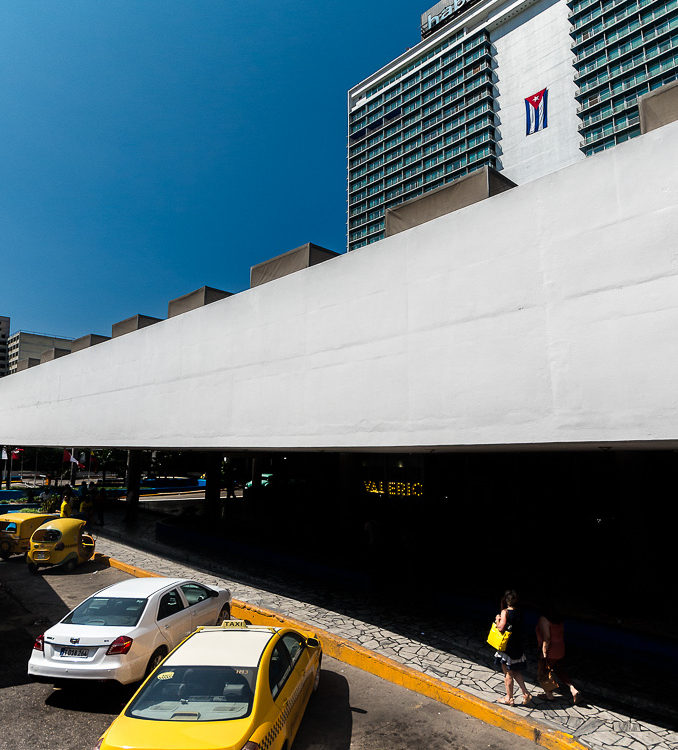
[27,517,95,573]
[95,620,322,750]
[0,512,57,559]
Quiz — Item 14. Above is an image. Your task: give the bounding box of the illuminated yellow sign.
[363,480,424,497]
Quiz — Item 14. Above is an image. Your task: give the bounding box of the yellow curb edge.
[98,554,588,750]
[98,554,163,579]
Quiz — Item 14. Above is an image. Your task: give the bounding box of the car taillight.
[106,636,133,655]
[241,743,260,750]
[33,634,44,651]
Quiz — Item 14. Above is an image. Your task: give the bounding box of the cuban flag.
[525,88,548,135]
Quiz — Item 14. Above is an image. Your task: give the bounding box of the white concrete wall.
[491,0,584,183]
[1,121,678,450]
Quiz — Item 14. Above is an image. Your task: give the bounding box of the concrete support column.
[339,453,356,505]
[204,451,223,518]
[125,449,142,524]
[70,447,76,486]
[250,456,263,495]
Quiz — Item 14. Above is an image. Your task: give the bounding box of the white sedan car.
[28,577,231,685]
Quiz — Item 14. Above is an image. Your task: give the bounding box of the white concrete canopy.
[2,121,678,451]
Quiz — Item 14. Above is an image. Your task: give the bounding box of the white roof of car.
[95,577,188,598]
[164,628,276,668]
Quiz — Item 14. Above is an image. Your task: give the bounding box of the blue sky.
[1,0,424,339]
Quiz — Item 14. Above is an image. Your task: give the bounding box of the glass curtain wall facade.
[348,29,497,252]
[571,0,678,154]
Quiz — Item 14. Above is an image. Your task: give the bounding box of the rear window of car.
[32,529,61,543]
[0,521,17,533]
[62,597,148,627]
[126,665,256,722]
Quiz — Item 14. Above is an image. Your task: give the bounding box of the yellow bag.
[487,623,511,651]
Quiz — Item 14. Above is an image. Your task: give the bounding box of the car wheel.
[216,604,231,625]
[64,559,77,573]
[27,562,39,575]
[0,541,11,559]
[145,648,167,677]
[313,655,322,693]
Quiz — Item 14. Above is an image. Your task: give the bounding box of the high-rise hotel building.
[0,317,9,378]
[347,0,678,251]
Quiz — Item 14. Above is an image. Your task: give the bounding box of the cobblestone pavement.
[93,528,677,750]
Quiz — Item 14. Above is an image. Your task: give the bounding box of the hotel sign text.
[421,0,485,38]
[363,480,424,497]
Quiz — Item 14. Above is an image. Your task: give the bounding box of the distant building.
[0,317,9,377]
[7,331,74,374]
[347,0,678,251]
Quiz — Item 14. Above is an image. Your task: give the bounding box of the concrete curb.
[99,554,162,579]
[98,553,588,750]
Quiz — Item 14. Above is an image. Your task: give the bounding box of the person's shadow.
[294,669,353,750]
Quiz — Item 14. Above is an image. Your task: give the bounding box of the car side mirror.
[306,637,320,648]
[208,589,218,597]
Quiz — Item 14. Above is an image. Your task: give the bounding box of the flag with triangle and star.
[525,87,548,136]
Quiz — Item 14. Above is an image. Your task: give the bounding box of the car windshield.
[62,597,148,627]
[127,665,256,722]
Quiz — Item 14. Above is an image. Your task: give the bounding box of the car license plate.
[59,647,90,658]
[34,552,49,560]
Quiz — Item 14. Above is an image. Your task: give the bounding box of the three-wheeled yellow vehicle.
[27,517,95,574]
[0,512,58,560]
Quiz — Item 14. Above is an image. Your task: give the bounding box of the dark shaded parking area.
[0,557,133,749]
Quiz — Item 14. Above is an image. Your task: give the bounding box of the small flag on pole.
[63,449,85,469]
[525,88,548,135]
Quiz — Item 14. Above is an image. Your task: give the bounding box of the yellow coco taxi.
[95,620,322,750]
[0,512,58,559]
[27,517,95,573]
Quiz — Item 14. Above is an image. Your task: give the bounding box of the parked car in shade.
[95,619,322,750]
[0,512,58,559]
[28,577,231,686]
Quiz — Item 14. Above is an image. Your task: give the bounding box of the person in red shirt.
[536,605,581,703]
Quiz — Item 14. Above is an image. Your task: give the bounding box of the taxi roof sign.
[195,622,279,635]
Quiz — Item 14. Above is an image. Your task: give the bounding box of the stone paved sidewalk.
[92,529,677,750]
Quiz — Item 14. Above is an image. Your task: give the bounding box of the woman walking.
[494,590,533,706]
[536,604,581,703]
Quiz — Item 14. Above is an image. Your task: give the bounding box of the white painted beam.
[1,121,678,450]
